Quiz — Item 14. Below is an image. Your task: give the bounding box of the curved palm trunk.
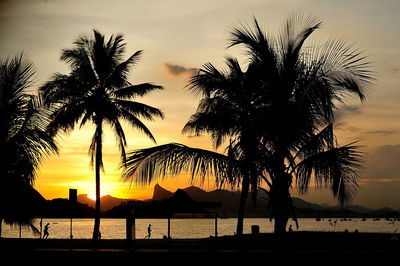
[236,175,250,236]
[92,124,103,240]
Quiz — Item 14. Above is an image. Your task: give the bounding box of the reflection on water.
[2,218,399,239]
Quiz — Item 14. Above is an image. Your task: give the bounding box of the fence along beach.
[2,218,400,239]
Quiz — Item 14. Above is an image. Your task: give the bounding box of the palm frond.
[113,83,163,99]
[279,12,322,60]
[106,117,127,165]
[295,142,363,204]
[229,18,274,62]
[0,53,57,226]
[182,97,237,141]
[292,123,335,163]
[119,108,157,143]
[313,37,375,102]
[106,50,143,89]
[121,143,241,188]
[117,99,164,120]
[187,62,227,98]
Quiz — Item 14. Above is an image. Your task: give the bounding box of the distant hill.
[74,184,400,218]
[153,184,268,217]
[344,205,374,214]
[292,198,325,210]
[77,194,128,211]
[104,189,209,218]
[150,185,400,218]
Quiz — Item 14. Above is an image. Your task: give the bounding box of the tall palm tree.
[122,57,266,236]
[229,14,374,233]
[183,57,268,235]
[0,54,58,235]
[40,30,164,240]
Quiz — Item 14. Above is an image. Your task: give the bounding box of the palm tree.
[40,30,164,240]
[122,14,374,234]
[183,57,268,235]
[0,53,58,235]
[122,57,266,236]
[229,14,374,233]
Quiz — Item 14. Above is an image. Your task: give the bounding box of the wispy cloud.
[341,104,363,115]
[334,121,362,132]
[365,130,396,136]
[336,123,396,137]
[164,63,197,76]
[385,66,399,75]
[335,121,396,137]
[364,144,400,181]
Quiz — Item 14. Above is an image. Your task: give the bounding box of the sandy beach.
[1,232,399,263]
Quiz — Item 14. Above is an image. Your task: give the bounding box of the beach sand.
[1,232,399,264]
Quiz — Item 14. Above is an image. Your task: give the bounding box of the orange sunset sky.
[0,0,399,208]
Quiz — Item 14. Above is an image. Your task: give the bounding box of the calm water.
[2,218,399,239]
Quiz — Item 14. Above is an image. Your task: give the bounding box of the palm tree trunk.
[273,202,290,233]
[236,175,250,236]
[270,173,291,234]
[92,124,102,240]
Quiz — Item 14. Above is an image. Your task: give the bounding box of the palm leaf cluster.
[40,31,164,165]
[0,54,57,226]
[122,143,242,188]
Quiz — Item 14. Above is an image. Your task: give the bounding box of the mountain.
[77,194,95,207]
[344,205,374,214]
[153,184,237,202]
[77,194,128,211]
[104,189,208,218]
[152,184,268,217]
[152,184,330,217]
[152,184,174,200]
[150,185,400,218]
[78,185,400,218]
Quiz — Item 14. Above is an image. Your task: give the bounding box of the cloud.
[364,145,400,181]
[335,122,396,137]
[334,122,362,133]
[385,66,399,75]
[334,104,363,123]
[365,130,396,136]
[341,104,363,115]
[164,63,197,76]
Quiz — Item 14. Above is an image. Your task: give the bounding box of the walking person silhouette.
[43,223,50,239]
[145,224,152,239]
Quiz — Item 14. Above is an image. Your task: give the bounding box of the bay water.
[2,218,399,239]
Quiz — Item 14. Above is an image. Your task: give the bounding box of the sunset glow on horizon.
[1,0,399,209]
